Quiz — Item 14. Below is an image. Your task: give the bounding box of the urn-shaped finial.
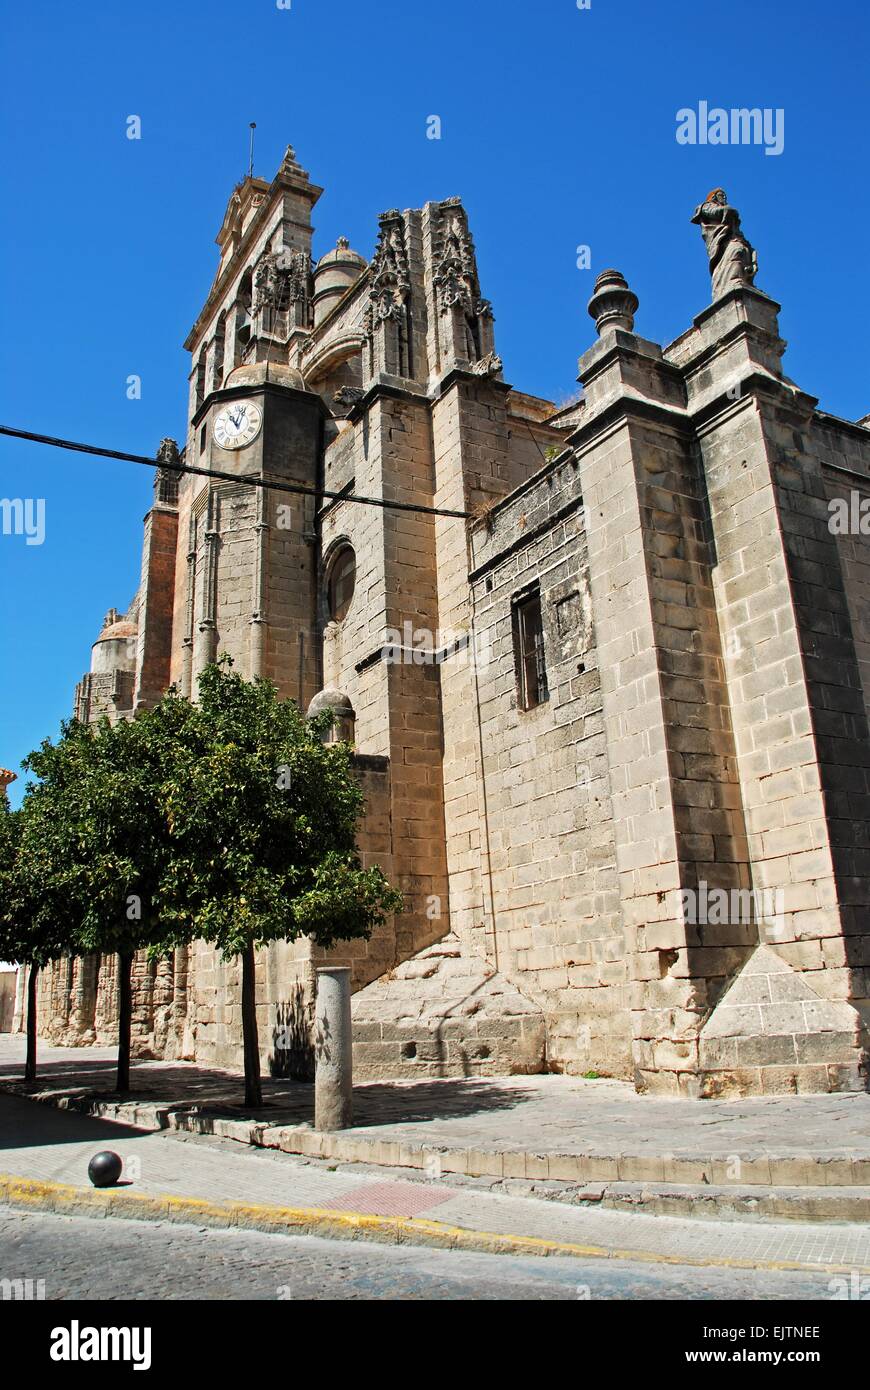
[587,269,639,336]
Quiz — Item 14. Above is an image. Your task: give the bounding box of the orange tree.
[0,797,70,1084]
[18,702,191,1092]
[157,661,402,1108]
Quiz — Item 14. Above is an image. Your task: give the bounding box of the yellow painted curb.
[2,1173,868,1274]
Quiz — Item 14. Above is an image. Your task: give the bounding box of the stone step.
[15,1085,870,1194]
[489,1179,870,1225]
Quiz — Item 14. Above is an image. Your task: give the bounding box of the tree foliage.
[13,701,195,1089]
[0,782,82,1083]
[0,771,78,971]
[22,703,191,958]
[158,662,402,960]
[4,661,403,1104]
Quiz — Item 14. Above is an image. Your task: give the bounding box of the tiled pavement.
[2,1090,869,1273]
[2,1036,868,1187]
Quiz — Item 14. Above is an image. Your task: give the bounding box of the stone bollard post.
[314,966,353,1131]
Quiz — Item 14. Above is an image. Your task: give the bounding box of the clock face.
[213,400,262,450]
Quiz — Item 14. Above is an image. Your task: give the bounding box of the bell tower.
[172,145,328,706]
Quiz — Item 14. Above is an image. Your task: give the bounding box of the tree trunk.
[116,951,133,1093]
[24,964,38,1085]
[241,942,262,1108]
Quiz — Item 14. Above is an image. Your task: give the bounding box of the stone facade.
[36,149,870,1097]
[0,968,16,1032]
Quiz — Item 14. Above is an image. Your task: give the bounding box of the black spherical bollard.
[87,1150,123,1188]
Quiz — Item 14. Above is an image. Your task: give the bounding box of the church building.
[37,148,870,1099]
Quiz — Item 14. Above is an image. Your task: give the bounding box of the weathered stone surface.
[34,149,870,1100]
[351,933,545,1079]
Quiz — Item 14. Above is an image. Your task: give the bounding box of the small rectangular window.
[200,425,207,453]
[513,592,548,710]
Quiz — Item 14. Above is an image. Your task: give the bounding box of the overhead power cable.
[0,425,471,521]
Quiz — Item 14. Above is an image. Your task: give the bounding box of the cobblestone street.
[0,1206,846,1302]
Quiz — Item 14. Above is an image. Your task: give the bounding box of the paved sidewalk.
[2,1036,868,1192]
[1,1092,869,1275]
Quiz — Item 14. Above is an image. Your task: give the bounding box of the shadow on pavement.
[0,1052,534,1135]
[0,1092,150,1150]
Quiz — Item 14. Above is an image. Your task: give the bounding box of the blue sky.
[1,0,868,807]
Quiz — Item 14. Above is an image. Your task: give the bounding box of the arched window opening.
[326,544,356,623]
[195,347,207,411]
[235,268,253,364]
[211,313,226,392]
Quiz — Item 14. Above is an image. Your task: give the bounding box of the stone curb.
[596,1182,870,1224]
[3,1173,869,1274]
[11,1084,870,1191]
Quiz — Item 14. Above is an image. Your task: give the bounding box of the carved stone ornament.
[587,269,639,336]
[470,351,503,378]
[253,250,312,312]
[253,253,282,311]
[691,189,758,299]
[279,144,304,176]
[368,211,410,328]
[156,437,181,467]
[432,203,480,316]
[288,251,312,302]
[333,385,366,407]
[154,437,181,504]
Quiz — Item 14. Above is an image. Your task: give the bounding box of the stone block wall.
[467,453,628,1076]
[351,933,546,1080]
[134,502,178,711]
[0,970,17,1032]
[671,293,870,1093]
[40,154,870,1099]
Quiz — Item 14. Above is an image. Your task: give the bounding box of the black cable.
[0,425,471,521]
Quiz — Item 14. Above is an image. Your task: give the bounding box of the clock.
[213,400,262,450]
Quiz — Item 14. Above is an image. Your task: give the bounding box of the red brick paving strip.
[315,1180,457,1218]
